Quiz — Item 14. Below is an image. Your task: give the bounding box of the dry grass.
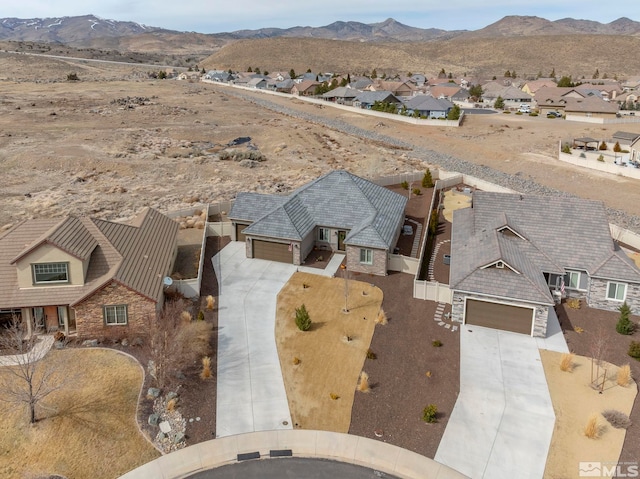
[375,308,388,325]
[205,295,215,311]
[0,349,159,479]
[166,398,178,412]
[180,311,192,323]
[200,356,212,380]
[617,364,632,387]
[276,272,383,432]
[560,353,575,372]
[357,371,370,393]
[584,414,600,439]
[566,298,581,309]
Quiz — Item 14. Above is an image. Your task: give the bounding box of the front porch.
[20,305,77,337]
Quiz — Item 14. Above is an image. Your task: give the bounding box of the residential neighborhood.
[3,12,640,479]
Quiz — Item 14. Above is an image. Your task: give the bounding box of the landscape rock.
[159,421,172,434]
[173,432,185,444]
[147,387,161,399]
[121,338,129,347]
[81,339,98,347]
[148,414,160,426]
[166,391,178,401]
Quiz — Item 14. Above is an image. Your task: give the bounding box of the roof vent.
[496,261,504,269]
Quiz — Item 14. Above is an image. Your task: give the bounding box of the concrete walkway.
[435,309,568,479]
[296,253,345,277]
[0,335,54,366]
[213,242,296,438]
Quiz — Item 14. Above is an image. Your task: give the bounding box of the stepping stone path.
[433,301,458,333]
[428,239,450,281]
[405,218,423,258]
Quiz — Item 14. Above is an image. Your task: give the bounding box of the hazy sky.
[2,1,637,33]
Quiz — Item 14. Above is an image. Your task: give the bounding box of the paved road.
[186,457,399,479]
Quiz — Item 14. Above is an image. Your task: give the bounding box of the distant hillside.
[463,15,640,38]
[202,35,640,79]
[1,14,639,48]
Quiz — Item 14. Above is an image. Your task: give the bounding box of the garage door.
[253,240,293,263]
[235,223,249,242]
[465,299,533,335]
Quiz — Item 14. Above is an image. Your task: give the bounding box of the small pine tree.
[429,209,439,236]
[599,141,608,151]
[613,141,622,153]
[494,96,505,110]
[616,302,635,335]
[422,404,438,423]
[422,169,435,188]
[295,304,312,331]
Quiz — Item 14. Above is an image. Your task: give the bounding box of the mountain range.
[1,14,639,46]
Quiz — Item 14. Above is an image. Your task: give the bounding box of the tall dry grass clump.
[584,414,600,439]
[617,364,632,387]
[180,310,192,323]
[357,371,370,393]
[200,356,212,380]
[560,353,575,372]
[167,398,178,412]
[375,308,388,325]
[206,295,215,311]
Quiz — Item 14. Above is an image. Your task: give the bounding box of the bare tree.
[0,317,64,424]
[146,299,213,389]
[589,323,610,385]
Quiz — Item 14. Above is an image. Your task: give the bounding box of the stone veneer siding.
[346,246,387,276]
[588,278,640,313]
[451,291,550,338]
[73,281,156,340]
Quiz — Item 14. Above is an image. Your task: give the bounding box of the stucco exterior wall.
[15,244,86,288]
[346,246,387,276]
[588,277,640,313]
[452,291,550,337]
[73,281,155,340]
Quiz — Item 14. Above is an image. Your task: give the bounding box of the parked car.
[547,111,562,118]
[518,106,531,113]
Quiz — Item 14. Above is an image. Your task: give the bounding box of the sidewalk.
[0,335,54,367]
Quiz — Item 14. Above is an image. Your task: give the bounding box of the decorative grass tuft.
[566,298,581,309]
[617,364,632,387]
[205,295,215,311]
[584,414,600,439]
[574,326,584,334]
[357,371,370,393]
[366,348,377,360]
[166,398,178,412]
[180,311,192,323]
[432,340,443,347]
[330,393,340,400]
[560,353,575,372]
[375,308,388,325]
[200,356,212,380]
[293,356,301,365]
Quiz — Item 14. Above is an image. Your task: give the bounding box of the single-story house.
[246,77,268,89]
[450,192,640,337]
[402,95,454,118]
[612,131,640,147]
[291,80,321,96]
[365,80,416,98]
[353,91,401,109]
[177,72,201,81]
[0,208,178,339]
[563,96,619,119]
[481,82,533,108]
[322,86,359,104]
[521,79,557,96]
[228,170,407,276]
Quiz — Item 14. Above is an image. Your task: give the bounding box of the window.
[607,282,627,301]
[359,248,373,265]
[318,227,330,242]
[564,271,581,290]
[104,305,128,325]
[33,263,69,284]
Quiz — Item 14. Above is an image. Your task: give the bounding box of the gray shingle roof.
[354,91,400,104]
[229,170,407,250]
[450,192,640,303]
[403,95,453,112]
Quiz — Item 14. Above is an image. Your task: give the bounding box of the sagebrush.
[602,409,632,429]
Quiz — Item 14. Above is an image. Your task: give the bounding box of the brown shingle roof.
[0,208,177,309]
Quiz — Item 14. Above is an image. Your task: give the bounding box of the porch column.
[22,308,32,336]
[64,308,69,337]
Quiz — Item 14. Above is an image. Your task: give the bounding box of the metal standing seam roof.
[228,170,408,250]
[0,208,178,309]
[450,192,640,303]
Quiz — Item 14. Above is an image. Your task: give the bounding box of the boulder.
[148,414,160,426]
[173,432,185,444]
[81,339,98,347]
[159,421,172,434]
[166,391,178,401]
[147,387,161,399]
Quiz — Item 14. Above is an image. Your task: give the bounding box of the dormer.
[481,259,520,274]
[10,217,97,288]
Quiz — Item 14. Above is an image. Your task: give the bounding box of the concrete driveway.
[435,308,568,479]
[213,242,296,438]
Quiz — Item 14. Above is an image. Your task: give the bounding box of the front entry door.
[337,231,346,251]
[32,307,45,331]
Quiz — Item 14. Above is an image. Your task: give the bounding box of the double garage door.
[252,240,293,263]
[465,299,534,335]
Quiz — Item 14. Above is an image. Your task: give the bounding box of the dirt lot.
[2,54,640,231]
